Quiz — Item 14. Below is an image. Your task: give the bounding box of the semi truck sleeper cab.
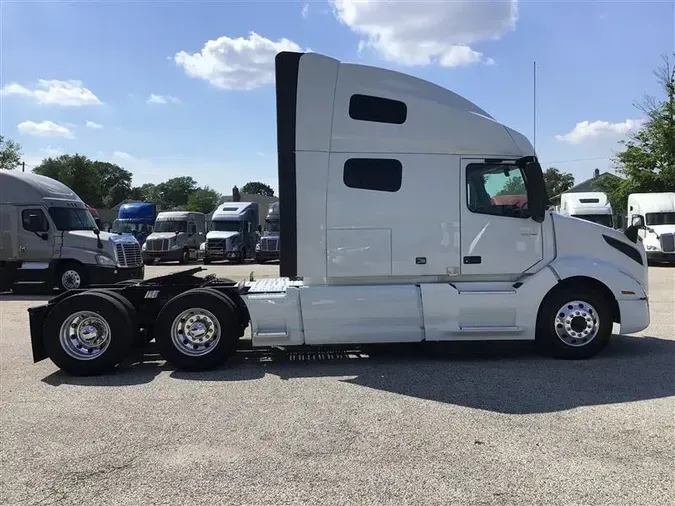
[26,51,650,376]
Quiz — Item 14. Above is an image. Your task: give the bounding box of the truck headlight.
[255,243,261,251]
[96,255,116,267]
[170,244,181,250]
[645,244,659,251]
[141,242,147,251]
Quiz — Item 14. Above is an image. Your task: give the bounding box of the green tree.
[241,181,274,197]
[129,183,156,201]
[33,154,102,205]
[598,52,675,212]
[543,167,575,198]
[186,186,221,214]
[0,135,22,170]
[151,176,198,209]
[497,176,526,195]
[104,182,132,208]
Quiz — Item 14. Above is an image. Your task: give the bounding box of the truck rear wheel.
[154,289,239,371]
[536,286,613,359]
[43,291,134,375]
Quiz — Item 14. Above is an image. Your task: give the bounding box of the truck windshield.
[113,220,148,234]
[49,207,98,231]
[646,212,675,226]
[264,220,280,233]
[155,220,187,233]
[575,214,614,228]
[212,221,241,232]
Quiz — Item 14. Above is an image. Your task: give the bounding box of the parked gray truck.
[142,211,206,264]
[204,202,259,263]
[255,201,280,263]
[0,171,143,293]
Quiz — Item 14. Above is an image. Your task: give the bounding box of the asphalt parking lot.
[1,263,673,506]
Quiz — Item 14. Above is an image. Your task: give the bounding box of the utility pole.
[22,161,25,172]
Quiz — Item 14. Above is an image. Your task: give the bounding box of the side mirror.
[38,232,49,241]
[631,215,645,229]
[523,161,547,223]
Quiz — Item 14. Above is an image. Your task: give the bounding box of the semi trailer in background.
[142,211,205,264]
[1,171,143,293]
[112,202,156,246]
[26,51,650,376]
[628,192,675,264]
[255,201,280,263]
[558,192,614,228]
[204,202,259,264]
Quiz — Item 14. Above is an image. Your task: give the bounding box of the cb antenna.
[533,61,537,154]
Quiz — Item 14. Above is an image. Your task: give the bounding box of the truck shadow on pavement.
[41,334,675,414]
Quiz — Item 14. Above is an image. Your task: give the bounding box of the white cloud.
[147,93,181,104]
[301,2,309,19]
[86,120,103,129]
[17,120,74,138]
[174,31,303,90]
[1,79,102,106]
[112,151,134,160]
[555,119,644,144]
[332,0,517,67]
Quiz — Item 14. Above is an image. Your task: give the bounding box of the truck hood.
[206,231,239,240]
[147,232,181,240]
[63,230,138,258]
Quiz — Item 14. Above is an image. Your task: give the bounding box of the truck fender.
[549,256,647,302]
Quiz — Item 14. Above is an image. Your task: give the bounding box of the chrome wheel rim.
[61,270,81,289]
[59,311,111,360]
[170,308,220,357]
[554,300,599,347]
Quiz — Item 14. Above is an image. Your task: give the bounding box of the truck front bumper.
[255,250,280,262]
[205,249,241,261]
[87,265,145,285]
[618,297,650,335]
[143,249,183,262]
[646,251,675,264]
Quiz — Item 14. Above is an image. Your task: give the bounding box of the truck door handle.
[463,256,481,264]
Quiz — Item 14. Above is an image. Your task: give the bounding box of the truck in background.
[204,202,259,264]
[112,202,156,246]
[558,192,614,228]
[142,211,205,264]
[26,51,650,376]
[255,201,280,263]
[1,171,143,293]
[628,192,675,264]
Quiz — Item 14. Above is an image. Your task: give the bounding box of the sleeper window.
[466,163,530,219]
[343,158,402,193]
[349,94,407,124]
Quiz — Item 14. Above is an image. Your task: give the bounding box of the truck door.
[460,159,543,277]
[17,207,54,264]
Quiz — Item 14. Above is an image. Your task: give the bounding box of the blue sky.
[1,0,673,196]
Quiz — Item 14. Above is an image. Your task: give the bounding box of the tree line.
[0,144,275,214]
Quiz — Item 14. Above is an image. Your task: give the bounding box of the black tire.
[154,288,239,371]
[179,248,189,265]
[43,291,134,375]
[56,263,87,291]
[203,256,211,265]
[535,286,613,359]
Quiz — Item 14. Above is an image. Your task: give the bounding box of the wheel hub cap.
[554,300,599,347]
[62,270,81,289]
[59,311,111,360]
[171,308,221,357]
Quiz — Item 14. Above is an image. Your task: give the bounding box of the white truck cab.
[28,51,652,376]
[628,192,675,264]
[559,192,614,228]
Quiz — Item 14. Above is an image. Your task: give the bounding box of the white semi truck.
[27,51,650,376]
[627,192,675,264]
[559,192,614,228]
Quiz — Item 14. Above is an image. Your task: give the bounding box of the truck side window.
[21,209,49,232]
[349,94,407,124]
[466,163,529,219]
[343,158,402,193]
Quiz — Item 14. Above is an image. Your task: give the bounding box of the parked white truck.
[559,192,614,228]
[142,211,206,264]
[628,192,675,264]
[27,51,650,376]
[0,171,143,293]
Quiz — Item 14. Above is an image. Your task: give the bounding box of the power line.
[539,156,612,165]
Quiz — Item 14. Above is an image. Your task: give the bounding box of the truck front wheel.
[42,291,134,375]
[154,289,239,371]
[535,286,613,359]
[56,263,86,291]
